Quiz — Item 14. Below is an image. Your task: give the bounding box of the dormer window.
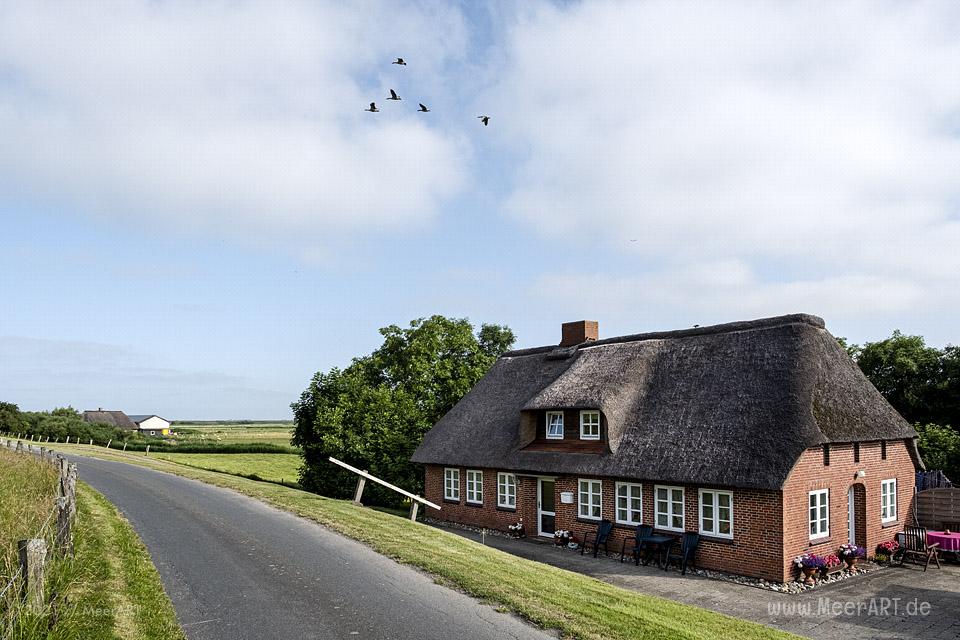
[580,410,600,440]
[546,411,565,439]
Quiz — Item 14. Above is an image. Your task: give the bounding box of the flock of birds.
[365,58,490,126]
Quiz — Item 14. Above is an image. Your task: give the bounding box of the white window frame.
[578,479,602,520]
[497,472,516,508]
[880,479,897,523]
[466,470,483,504]
[809,489,830,540]
[444,468,460,501]
[698,489,734,539]
[654,485,685,532]
[615,482,643,525]
[545,411,565,440]
[579,410,601,440]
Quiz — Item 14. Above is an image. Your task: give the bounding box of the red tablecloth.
[927,531,960,552]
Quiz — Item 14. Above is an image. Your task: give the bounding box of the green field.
[171,422,294,447]
[1,448,183,639]
[151,452,302,484]
[43,443,796,640]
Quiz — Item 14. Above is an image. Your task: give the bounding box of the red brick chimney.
[560,320,599,347]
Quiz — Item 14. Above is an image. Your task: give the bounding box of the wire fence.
[0,437,75,639]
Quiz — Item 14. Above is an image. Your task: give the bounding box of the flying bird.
[392,58,406,66]
[418,103,430,112]
[477,115,490,126]
[388,89,401,101]
[365,102,379,112]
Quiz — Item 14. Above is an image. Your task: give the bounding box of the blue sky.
[2,1,959,419]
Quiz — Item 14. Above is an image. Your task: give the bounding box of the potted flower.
[875,539,899,564]
[794,553,826,584]
[821,554,841,577]
[507,519,525,538]
[838,544,865,569]
[554,529,571,546]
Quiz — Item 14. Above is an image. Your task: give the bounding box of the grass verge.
[45,443,798,640]
[0,448,184,640]
[150,452,302,485]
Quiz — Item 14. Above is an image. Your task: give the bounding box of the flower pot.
[802,567,818,585]
[845,557,858,569]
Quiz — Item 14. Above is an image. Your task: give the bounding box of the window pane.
[719,520,730,535]
[703,504,714,519]
[672,515,682,529]
[672,489,683,502]
[657,513,667,526]
[703,517,714,532]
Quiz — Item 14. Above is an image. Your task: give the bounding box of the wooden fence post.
[353,473,367,504]
[16,440,23,452]
[66,464,78,520]
[65,436,70,444]
[45,436,50,443]
[123,442,127,452]
[58,457,68,498]
[106,439,112,449]
[55,497,73,557]
[145,445,150,456]
[409,501,419,522]
[18,538,47,609]
[88,438,93,446]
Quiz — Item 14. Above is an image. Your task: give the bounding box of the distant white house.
[127,415,171,436]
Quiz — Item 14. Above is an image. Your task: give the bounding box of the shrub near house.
[412,314,921,583]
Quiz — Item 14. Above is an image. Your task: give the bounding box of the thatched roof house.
[413,314,921,582]
[82,409,137,430]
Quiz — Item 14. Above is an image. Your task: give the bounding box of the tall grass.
[0,449,183,639]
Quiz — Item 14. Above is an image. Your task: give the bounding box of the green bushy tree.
[292,315,515,505]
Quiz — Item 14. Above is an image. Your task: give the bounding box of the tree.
[915,423,960,482]
[853,331,943,425]
[0,401,26,433]
[292,316,515,505]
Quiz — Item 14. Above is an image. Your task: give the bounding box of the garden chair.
[665,532,699,575]
[620,524,653,565]
[897,526,941,571]
[580,519,613,557]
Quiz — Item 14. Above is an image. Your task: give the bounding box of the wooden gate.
[915,488,960,529]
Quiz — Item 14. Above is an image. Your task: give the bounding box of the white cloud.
[0,1,469,252]
[491,1,960,312]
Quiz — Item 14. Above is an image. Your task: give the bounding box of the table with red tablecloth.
[927,531,960,552]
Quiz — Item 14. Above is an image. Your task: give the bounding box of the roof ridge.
[501,313,825,357]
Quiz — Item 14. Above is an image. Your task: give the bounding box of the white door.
[847,486,856,545]
[537,479,556,537]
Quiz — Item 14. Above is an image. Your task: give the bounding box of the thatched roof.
[411,314,920,490]
[82,410,137,430]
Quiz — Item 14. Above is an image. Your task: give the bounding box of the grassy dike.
[45,443,798,640]
[0,448,184,640]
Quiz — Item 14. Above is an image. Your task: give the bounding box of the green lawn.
[171,423,294,446]
[0,448,183,639]
[44,443,797,640]
[151,452,302,484]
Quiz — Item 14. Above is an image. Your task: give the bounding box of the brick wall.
[780,440,916,582]
[425,440,917,583]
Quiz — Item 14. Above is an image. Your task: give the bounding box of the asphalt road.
[69,454,554,640]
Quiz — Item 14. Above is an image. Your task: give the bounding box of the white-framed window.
[546,411,564,439]
[809,489,829,539]
[655,485,685,531]
[580,410,601,440]
[444,468,460,501]
[615,482,643,525]
[466,470,483,504]
[881,479,897,522]
[699,489,733,539]
[578,479,602,519]
[497,472,516,508]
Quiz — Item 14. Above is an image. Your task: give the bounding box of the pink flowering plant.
[822,554,842,568]
[876,540,899,554]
